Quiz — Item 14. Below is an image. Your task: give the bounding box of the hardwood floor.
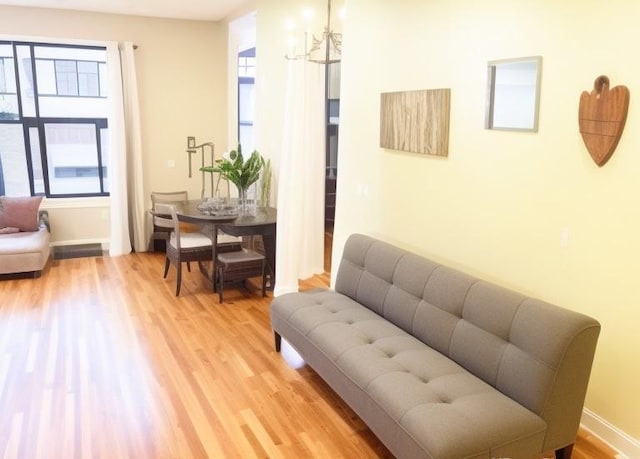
[0,253,616,458]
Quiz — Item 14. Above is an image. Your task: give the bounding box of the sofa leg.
[274,331,281,352]
[555,444,574,459]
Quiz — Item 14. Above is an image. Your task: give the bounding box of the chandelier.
[285,0,343,64]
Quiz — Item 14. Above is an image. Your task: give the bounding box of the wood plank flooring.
[0,253,617,458]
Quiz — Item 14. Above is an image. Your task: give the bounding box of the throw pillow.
[0,196,43,232]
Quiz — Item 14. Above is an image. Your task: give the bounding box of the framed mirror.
[485,56,542,132]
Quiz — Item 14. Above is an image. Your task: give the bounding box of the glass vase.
[237,187,247,215]
[236,186,256,216]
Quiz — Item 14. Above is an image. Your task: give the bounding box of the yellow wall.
[329,0,640,441]
[0,6,227,245]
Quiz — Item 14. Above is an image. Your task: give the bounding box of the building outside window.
[0,41,109,198]
[238,47,255,154]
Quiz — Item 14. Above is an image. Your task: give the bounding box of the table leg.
[211,223,218,292]
[262,228,276,289]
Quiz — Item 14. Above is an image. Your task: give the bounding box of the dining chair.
[193,215,243,262]
[150,190,189,252]
[160,205,214,296]
[216,248,266,303]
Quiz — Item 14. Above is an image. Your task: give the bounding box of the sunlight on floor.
[280,338,306,370]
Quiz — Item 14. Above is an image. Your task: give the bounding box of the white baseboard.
[581,408,640,458]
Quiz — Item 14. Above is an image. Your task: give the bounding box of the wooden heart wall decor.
[578,75,629,167]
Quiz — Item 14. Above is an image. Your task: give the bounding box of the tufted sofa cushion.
[333,234,601,449]
[271,289,547,458]
[271,234,600,458]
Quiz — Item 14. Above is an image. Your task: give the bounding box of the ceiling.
[0,0,253,21]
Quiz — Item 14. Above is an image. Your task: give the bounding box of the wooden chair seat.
[161,208,214,296]
[216,249,266,303]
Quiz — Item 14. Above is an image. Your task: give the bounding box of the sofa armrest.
[39,210,50,232]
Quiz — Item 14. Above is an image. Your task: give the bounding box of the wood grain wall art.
[380,88,451,157]
[578,76,629,167]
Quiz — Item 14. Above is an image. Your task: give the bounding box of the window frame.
[0,40,109,198]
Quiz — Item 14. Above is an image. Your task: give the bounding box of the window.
[0,50,19,121]
[55,60,78,95]
[0,57,13,93]
[238,55,256,78]
[238,47,255,153]
[0,41,109,197]
[43,59,105,97]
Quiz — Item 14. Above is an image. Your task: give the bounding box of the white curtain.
[274,60,326,296]
[106,42,145,256]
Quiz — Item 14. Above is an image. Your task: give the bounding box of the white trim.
[581,408,640,459]
[41,197,110,209]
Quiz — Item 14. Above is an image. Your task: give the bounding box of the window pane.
[16,45,36,117]
[0,124,30,196]
[239,125,254,154]
[45,123,100,195]
[28,127,45,194]
[245,57,256,78]
[1,57,17,93]
[0,59,6,93]
[77,61,98,96]
[100,127,109,193]
[0,45,16,93]
[238,82,255,123]
[0,48,19,120]
[0,94,19,120]
[35,59,57,95]
[99,63,108,97]
[55,60,78,96]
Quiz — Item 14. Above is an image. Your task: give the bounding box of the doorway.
[324,62,340,272]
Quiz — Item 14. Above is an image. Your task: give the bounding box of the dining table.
[176,199,277,290]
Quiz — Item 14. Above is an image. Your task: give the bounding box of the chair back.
[152,204,182,250]
[168,205,183,252]
[151,191,188,228]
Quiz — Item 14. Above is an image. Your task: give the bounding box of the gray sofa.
[0,210,51,278]
[270,234,600,459]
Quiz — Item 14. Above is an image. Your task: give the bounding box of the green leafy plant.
[200,144,264,193]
